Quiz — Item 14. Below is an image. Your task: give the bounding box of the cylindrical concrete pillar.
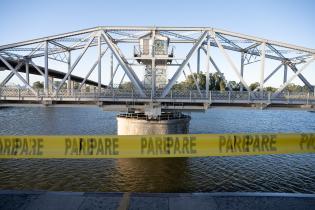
[117,113,190,135]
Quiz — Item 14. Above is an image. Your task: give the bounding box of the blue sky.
[0,0,314,87]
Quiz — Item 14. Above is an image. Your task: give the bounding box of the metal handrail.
[0,87,314,105]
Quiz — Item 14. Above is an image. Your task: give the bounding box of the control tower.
[117,31,190,135]
[134,32,173,93]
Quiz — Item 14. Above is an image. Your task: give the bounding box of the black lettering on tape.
[269,135,277,151]
[141,137,147,154]
[300,134,315,151]
[219,136,226,153]
[65,138,72,155]
[190,136,197,154]
[155,137,162,155]
[96,139,104,155]
[139,136,197,155]
[182,137,189,154]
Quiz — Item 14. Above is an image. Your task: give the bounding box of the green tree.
[284,83,309,92]
[265,86,277,92]
[219,80,226,91]
[175,72,226,91]
[119,81,134,90]
[226,81,242,91]
[32,81,44,89]
[73,82,79,90]
[249,82,260,91]
[53,81,67,89]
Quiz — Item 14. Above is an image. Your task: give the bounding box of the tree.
[283,83,309,92]
[219,80,226,91]
[249,82,260,91]
[32,81,44,89]
[53,81,67,89]
[175,72,226,91]
[73,82,79,90]
[226,81,241,91]
[119,81,134,90]
[265,86,277,92]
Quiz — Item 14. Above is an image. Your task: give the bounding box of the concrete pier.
[117,112,191,135]
[0,190,314,210]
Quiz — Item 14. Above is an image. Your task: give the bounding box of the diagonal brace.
[0,56,37,95]
[273,57,314,96]
[78,47,109,90]
[55,34,95,94]
[108,64,120,87]
[161,31,208,97]
[101,30,146,97]
[213,33,250,91]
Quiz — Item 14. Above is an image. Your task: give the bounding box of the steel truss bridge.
[0,26,314,111]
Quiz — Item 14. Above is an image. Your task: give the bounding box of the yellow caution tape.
[0,133,314,158]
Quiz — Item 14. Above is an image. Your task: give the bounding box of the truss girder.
[0,26,314,97]
[78,47,109,90]
[267,44,314,91]
[0,56,37,95]
[55,35,95,94]
[273,57,315,96]
[161,31,208,97]
[213,32,250,91]
[101,31,146,97]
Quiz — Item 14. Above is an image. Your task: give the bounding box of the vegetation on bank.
[119,72,311,93]
[170,72,311,92]
[31,72,312,93]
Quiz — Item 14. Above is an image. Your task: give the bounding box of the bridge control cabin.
[134,32,173,89]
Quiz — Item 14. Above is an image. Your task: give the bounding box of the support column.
[25,60,29,85]
[259,42,266,92]
[98,35,102,94]
[240,52,245,92]
[283,64,287,84]
[110,52,113,89]
[197,47,200,74]
[205,34,210,97]
[151,30,156,97]
[82,83,86,93]
[117,113,190,135]
[48,77,54,94]
[44,41,49,94]
[67,51,71,94]
[71,81,75,91]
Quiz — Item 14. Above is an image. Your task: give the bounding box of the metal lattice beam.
[161,31,208,97]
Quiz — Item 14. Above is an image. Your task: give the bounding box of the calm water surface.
[0,107,314,193]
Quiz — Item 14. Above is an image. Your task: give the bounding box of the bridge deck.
[0,88,314,111]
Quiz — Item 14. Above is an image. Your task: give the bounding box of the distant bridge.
[0,26,314,114]
[0,59,106,88]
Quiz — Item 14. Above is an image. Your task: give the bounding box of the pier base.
[117,112,190,135]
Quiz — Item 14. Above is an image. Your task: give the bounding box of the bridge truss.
[0,26,314,110]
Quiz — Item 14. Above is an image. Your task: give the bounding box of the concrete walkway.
[0,190,314,210]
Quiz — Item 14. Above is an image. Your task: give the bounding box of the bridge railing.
[0,87,314,104]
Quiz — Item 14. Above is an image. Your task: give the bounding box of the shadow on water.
[114,158,192,192]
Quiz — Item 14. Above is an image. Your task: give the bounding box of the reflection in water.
[0,107,315,193]
[115,158,192,192]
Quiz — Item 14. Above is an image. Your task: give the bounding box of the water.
[0,107,314,193]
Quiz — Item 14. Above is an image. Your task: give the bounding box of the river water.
[0,107,314,193]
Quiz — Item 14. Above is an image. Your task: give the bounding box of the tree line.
[171,72,311,92]
[31,72,312,93]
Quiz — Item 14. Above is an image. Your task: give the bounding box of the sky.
[0,0,314,88]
